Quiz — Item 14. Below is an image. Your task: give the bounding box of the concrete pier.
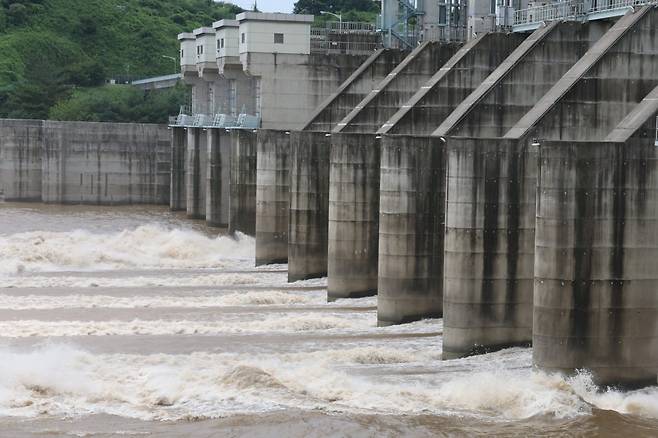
[255,130,291,265]
[533,140,658,387]
[442,138,537,359]
[288,131,331,282]
[229,130,257,236]
[185,128,207,219]
[170,127,187,211]
[206,129,230,228]
[378,135,445,325]
[0,119,44,201]
[328,133,381,300]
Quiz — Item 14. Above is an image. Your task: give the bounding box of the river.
[0,202,656,437]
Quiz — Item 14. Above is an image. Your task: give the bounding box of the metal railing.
[311,39,381,54]
[513,0,656,28]
[311,22,381,55]
[422,25,468,43]
[514,0,584,27]
[655,115,658,146]
[168,113,260,129]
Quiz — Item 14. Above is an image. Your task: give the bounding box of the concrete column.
[170,127,187,211]
[229,130,257,236]
[443,138,536,359]
[534,140,658,387]
[289,131,331,282]
[328,133,380,300]
[206,129,231,227]
[255,129,291,265]
[0,119,43,202]
[378,135,445,326]
[186,128,207,219]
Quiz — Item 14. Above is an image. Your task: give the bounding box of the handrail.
[513,0,657,27]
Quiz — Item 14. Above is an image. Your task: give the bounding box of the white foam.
[0,291,323,310]
[0,225,254,274]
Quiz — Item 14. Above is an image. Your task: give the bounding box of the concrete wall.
[255,130,290,265]
[336,42,460,134]
[229,130,257,236]
[170,127,187,211]
[436,21,612,138]
[534,139,658,386]
[0,119,44,201]
[289,131,332,282]
[304,50,406,132]
[185,128,207,219]
[41,121,170,205]
[381,33,525,135]
[206,129,231,227]
[328,133,381,300]
[378,135,445,325]
[443,137,537,359]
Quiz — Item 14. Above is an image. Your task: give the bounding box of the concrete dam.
[1,5,657,395]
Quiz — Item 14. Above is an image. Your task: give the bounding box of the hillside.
[0,0,243,121]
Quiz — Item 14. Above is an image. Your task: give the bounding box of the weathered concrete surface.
[170,127,187,211]
[206,129,231,228]
[229,130,257,236]
[0,119,44,201]
[605,85,658,143]
[41,121,170,205]
[255,130,290,265]
[288,131,331,282]
[443,137,537,359]
[534,140,658,386]
[380,33,526,135]
[435,21,612,138]
[506,6,658,141]
[304,50,405,132]
[328,133,381,300]
[335,42,459,134]
[244,52,373,130]
[378,135,445,326]
[185,128,207,219]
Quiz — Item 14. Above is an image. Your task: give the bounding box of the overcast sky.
[228,0,296,13]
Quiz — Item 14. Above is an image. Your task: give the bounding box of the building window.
[197,45,203,55]
[180,49,184,58]
[241,33,245,43]
[221,38,225,48]
[490,0,496,14]
[439,5,446,24]
[274,33,284,44]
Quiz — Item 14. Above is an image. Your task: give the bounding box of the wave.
[0,345,656,422]
[0,224,255,274]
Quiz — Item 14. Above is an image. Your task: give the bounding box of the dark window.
[490,0,496,14]
[439,5,446,24]
[221,38,225,48]
[241,33,245,43]
[274,33,284,44]
[180,49,184,58]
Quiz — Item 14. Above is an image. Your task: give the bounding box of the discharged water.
[0,202,657,437]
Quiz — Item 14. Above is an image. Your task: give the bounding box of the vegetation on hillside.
[0,0,242,122]
[294,0,380,24]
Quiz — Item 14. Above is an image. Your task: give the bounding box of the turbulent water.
[0,203,657,437]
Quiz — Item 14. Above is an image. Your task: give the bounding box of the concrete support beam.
[380,33,526,135]
[186,128,207,219]
[534,140,658,387]
[506,6,657,141]
[206,129,231,227]
[304,50,405,132]
[378,135,445,326]
[288,131,331,282]
[328,133,380,300]
[255,129,291,265]
[229,130,257,236]
[170,127,187,211]
[0,119,43,201]
[443,137,537,359]
[435,21,613,138]
[335,42,459,134]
